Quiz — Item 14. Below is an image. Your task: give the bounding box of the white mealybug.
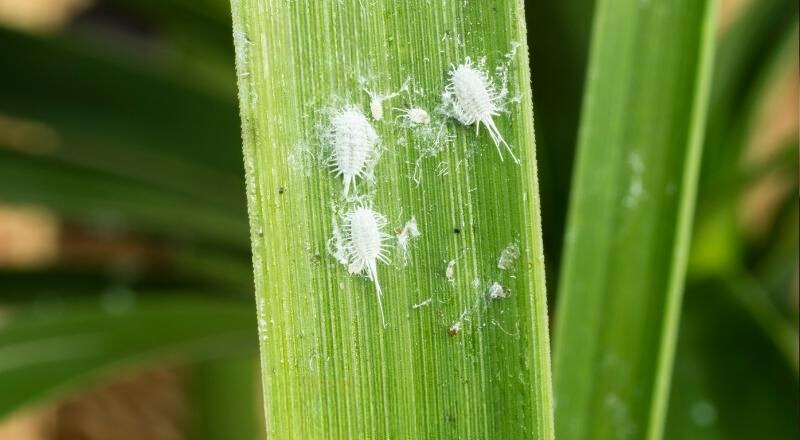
[370,95,385,121]
[443,59,519,163]
[398,107,431,125]
[365,90,400,121]
[343,206,390,326]
[329,107,379,197]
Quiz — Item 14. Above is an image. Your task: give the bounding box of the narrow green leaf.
[553,1,717,439]
[0,25,245,205]
[231,0,553,438]
[0,273,234,304]
[0,297,257,420]
[0,149,249,247]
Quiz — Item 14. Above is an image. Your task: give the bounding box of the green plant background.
[0,0,797,438]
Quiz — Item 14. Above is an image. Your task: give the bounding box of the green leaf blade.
[552,1,718,439]
[231,1,553,438]
[0,297,257,420]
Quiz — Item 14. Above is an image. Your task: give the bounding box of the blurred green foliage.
[0,0,796,438]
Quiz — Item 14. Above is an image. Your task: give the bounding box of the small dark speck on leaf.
[277,187,285,195]
[453,228,461,235]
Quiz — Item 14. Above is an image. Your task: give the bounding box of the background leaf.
[0,297,257,420]
[552,1,718,439]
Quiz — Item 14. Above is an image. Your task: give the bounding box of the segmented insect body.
[343,206,390,326]
[445,60,519,163]
[330,107,378,196]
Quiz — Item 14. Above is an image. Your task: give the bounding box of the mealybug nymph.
[370,95,385,121]
[366,90,400,121]
[343,206,391,326]
[397,107,431,125]
[329,107,379,197]
[444,59,519,163]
